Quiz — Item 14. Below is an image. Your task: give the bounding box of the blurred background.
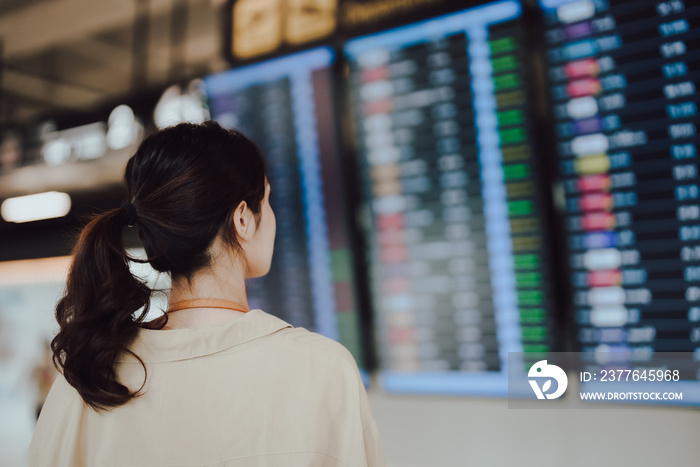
[1,0,700,465]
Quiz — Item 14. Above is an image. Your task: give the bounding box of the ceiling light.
[1,191,72,223]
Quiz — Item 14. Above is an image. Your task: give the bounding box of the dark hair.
[51,121,267,411]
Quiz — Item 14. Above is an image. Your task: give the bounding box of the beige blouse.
[29,309,385,467]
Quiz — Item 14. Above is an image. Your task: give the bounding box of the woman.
[29,122,384,466]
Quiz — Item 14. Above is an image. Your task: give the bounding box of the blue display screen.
[345,1,558,396]
[540,0,700,405]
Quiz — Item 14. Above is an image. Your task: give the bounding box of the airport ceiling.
[0,0,229,127]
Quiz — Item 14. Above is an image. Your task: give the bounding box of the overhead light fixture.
[153,81,210,129]
[1,191,72,223]
[107,105,142,150]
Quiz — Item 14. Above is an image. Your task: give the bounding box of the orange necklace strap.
[167,298,250,314]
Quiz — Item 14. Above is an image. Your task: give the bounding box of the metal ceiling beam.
[2,88,76,111]
[64,37,132,73]
[3,68,102,109]
[3,63,109,95]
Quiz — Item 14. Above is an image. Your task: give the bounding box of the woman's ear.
[232,200,255,242]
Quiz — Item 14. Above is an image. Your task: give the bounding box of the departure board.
[204,49,364,364]
[345,1,558,395]
[542,0,700,360]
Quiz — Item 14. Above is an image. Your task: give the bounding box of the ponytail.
[52,208,154,411]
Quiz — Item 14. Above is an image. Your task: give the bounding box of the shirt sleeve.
[361,417,386,467]
[352,358,386,467]
[322,334,386,467]
[295,328,387,466]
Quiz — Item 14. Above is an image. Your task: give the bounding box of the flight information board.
[345,1,558,395]
[204,48,364,364]
[542,0,700,360]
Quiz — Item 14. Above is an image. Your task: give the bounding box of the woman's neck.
[165,251,249,329]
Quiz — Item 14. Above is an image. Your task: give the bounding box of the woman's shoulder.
[272,324,358,367]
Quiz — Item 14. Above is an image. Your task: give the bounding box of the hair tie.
[120,202,138,227]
